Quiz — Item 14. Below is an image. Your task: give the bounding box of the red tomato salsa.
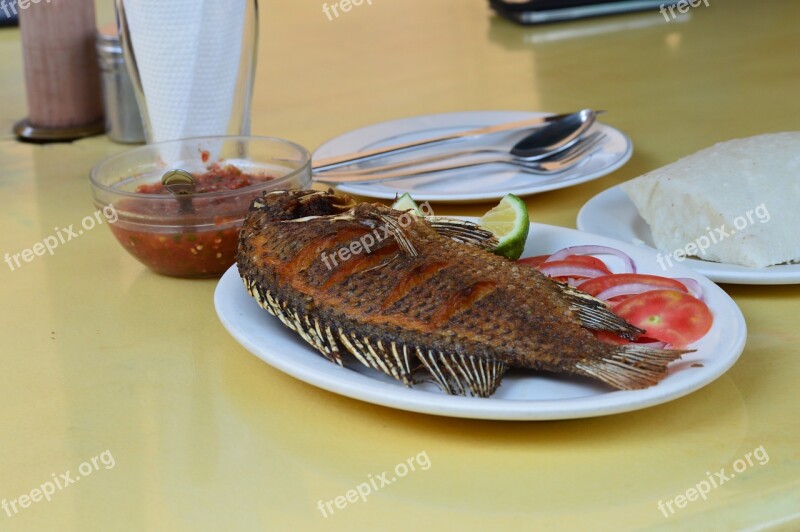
[134,164,268,194]
[111,226,241,277]
[109,164,274,278]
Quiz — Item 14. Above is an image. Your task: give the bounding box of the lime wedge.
[479,194,529,260]
[391,193,423,216]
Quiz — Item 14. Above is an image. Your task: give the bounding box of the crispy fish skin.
[237,190,688,397]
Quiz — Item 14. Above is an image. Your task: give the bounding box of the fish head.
[249,189,357,222]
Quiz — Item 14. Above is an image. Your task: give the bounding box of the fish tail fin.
[575,344,693,390]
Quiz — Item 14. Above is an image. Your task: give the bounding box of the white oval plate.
[577,185,800,285]
[215,220,746,420]
[313,111,633,203]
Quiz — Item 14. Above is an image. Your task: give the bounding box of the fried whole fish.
[237,189,687,397]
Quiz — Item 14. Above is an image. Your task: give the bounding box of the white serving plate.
[313,111,632,203]
[215,220,746,420]
[578,185,800,285]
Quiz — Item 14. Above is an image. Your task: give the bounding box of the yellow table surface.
[1,1,799,530]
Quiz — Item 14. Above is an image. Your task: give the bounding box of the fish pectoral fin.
[379,214,418,257]
[426,217,499,250]
[575,344,693,390]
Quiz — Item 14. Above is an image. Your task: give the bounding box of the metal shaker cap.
[95,23,145,144]
[96,25,124,69]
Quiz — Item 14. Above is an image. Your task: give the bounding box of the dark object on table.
[0,3,18,26]
[490,0,677,25]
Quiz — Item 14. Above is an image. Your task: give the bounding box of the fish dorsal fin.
[426,216,498,250]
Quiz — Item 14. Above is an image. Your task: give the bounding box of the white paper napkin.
[123,0,247,145]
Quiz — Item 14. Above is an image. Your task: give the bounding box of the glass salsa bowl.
[90,136,312,278]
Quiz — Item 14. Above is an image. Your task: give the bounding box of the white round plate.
[215,220,746,420]
[577,185,800,285]
[313,111,633,203]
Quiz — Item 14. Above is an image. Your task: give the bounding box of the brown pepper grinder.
[14,0,105,142]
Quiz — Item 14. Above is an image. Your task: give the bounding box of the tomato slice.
[577,274,689,297]
[550,255,612,274]
[518,255,550,268]
[593,330,632,346]
[612,290,713,347]
[520,255,614,277]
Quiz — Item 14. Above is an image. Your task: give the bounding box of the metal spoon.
[162,169,196,215]
[314,109,597,179]
[511,108,596,158]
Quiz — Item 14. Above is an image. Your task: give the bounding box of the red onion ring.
[538,265,609,280]
[545,245,636,273]
[675,278,704,301]
[635,341,669,349]
[595,283,667,302]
